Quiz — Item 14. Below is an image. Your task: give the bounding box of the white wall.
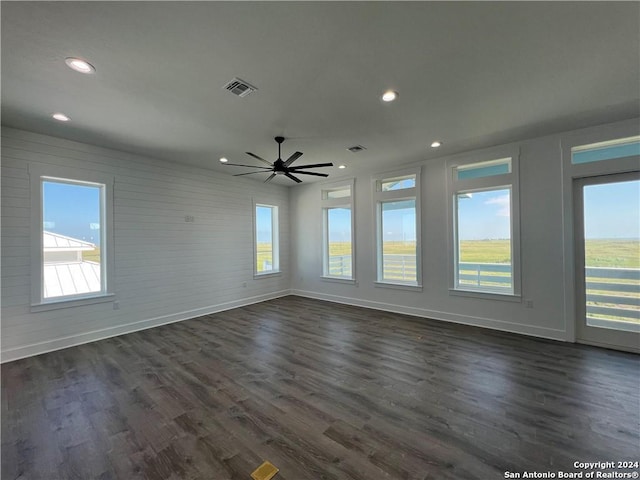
[290,119,638,342]
[1,127,290,362]
[2,119,637,362]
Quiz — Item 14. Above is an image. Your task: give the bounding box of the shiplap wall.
[1,127,290,362]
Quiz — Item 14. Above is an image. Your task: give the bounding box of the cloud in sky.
[484,194,510,217]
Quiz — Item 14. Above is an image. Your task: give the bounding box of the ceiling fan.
[223,136,333,183]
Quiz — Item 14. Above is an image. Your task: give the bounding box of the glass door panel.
[575,173,640,352]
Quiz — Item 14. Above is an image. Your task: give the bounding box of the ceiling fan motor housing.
[223,136,333,183]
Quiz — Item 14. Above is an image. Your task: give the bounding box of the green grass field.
[459,240,510,264]
[584,239,639,268]
[83,248,101,263]
[325,239,639,267]
[256,243,274,272]
[92,239,639,270]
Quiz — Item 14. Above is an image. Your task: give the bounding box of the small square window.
[455,158,511,181]
[380,175,416,192]
[571,136,640,165]
[323,187,351,199]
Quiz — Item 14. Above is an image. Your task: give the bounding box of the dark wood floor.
[2,296,639,480]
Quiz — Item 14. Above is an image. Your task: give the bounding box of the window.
[30,165,114,308]
[321,180,355,281]
[373,168,421,287]
[448,149,520,297]
[254,204,279,275]
[571,136,640,165]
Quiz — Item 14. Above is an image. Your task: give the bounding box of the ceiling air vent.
[347,145,366,153]
[222,77,258,97]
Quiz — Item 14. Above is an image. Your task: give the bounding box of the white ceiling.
[2,2,639,185]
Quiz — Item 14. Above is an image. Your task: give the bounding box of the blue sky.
[457,189,511,240]
[256,206,273,243]
[44,179,640,246]
[43,182,101,245]
[327,208,351,242]
[583,180,639,239]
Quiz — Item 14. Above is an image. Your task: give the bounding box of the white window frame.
[253,201,280,277]
[446,146,521,300]
[29,164,115,311]
[321,178,355,284]
[372,167,422,290]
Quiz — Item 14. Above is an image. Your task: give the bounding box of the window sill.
[374,281,422,292]
[31,293,115,312]
[321,276,356,285]
[449,288,521,303]
[254,271,281,279]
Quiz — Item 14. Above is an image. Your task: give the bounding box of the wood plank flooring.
[2,296,639,480]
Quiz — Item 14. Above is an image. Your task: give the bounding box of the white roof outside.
[43,231,96,252]
[44,262,101,298]
[42,231,101,298]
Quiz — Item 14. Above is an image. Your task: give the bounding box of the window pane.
[42,181,102,299]
[256,206,273,273]
[325,187,351,199]
[456,188,512,292]
[326,208,352,278]
[455,158,511,181]
[381,199,416,282]
[572,136,640,165]
[381,175,416,191]
[583,180,639,332]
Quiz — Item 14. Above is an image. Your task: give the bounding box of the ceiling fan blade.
[264,173,276,183]
[289,163,333,170]
[246,152,273,166]
[233,171,271,176]
[283,151,303,167]
[288,170,329,177]
[285,172,302,183]
[224,163,272,169]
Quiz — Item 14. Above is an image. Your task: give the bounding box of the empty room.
[1,2,639,479]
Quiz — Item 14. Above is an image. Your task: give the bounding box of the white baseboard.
[291,289,567,342]
[2,288,568,363]
[1,290,291,363]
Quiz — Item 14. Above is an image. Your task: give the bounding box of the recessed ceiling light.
[219,157,228,163]
[381,90,398,102]
[338,165,346,169]
[65,57,96,74]
[431,141,442,148]
[52,112,70,122]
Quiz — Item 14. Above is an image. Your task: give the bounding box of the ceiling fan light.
[431,141,442,148]
[219,157,228,163]
[338,165,346,169]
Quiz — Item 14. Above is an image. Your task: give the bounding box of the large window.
[448,151,520,296]
[321,180,355,281]
[30,166,113,308]
[254,203,279,275]
[373,170,421,287]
